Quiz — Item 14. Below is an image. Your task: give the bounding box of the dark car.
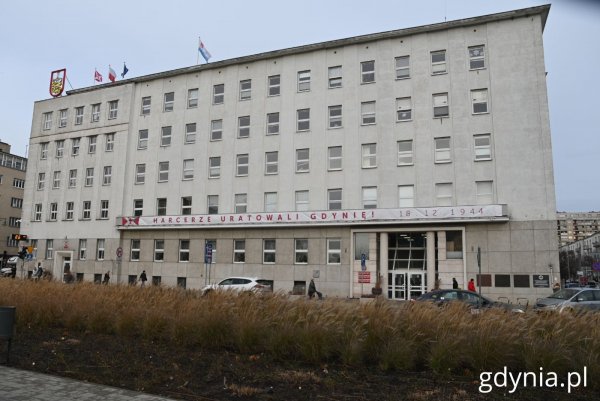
[416,289,524,313]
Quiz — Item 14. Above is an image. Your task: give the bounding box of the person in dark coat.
[103,271,110,285]
[452,277,459,289]
[308,279,323,300]
[139,270,148,287]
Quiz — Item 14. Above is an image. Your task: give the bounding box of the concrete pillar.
[379,232,388,292]
[427,231,436,291]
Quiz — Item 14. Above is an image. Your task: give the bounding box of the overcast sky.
[1,0,598,212]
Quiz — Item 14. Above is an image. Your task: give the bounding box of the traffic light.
[11,234,28,241]
[18,246,27,260]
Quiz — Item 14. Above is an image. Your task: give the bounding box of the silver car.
[201,277,272,295]
[534,288,600,312]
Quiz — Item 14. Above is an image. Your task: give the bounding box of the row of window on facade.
[38,134,114,160]
[0,153,27,171]
[36,165,113,190]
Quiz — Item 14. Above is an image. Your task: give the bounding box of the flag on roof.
[121,63,129,78]
[94,69,102,83]
[198,38,211,62]
[108,65,116,82]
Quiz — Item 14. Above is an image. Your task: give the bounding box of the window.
[397,140,413,165]
[97,239,105,261]
[236,154,249,176]
[209,157,221,178]
[238,116,250,138]
[328,105,342,128]
[157,198,167,215]
[37,172,45,190]
[395,56,410,79]
[179,240,190,262]
[233,240,246,263]
[108,100,118,119]
[398,185,414,207]
[327,239,341,264]
[471,89,489,114]
[431,50,447,74]
[49,202,58,220]
[239,79,251,100]
[435,183,453,206]
[297,70,311,92]
[268,75,280,96]
[131,239,141,261]
[185,123,196,144]
[354,233,370,260]
[68,169,77,188]
[297,108,310,131]
[45,239,54,260]
[328,146,342,170]
[434,137,451,163]
[361,60,375,83]
[361,101,376,125]
[55,140,64,158]
[296,148,309,173]
[328,189,342,210]
[182,159,194,180]
[263,239,276,263]
[264,192,277,212]
[43,112,52,130]
[82,201,91,220]
[154,240,164,261]
[65,202,74,220]
[161,126,172,146]
[138,130,148,149]
[11,197,23,208]
[105,133,114,151]
[265,151,278,175]
[71,138,80,155]
[141,96,151,115]
[495,274,511,287]
[79,239,87,260]
[396,97,412,121]
[102,166,112,185]
[361,143,377,168]
[433,93,449,118]
[362,187,377,209]
[164,92,174,112]
[75,107,84,125]
[85,168,94,186]
[446,231,463,259]
[476,181,494,204]
[34,204,42,221]
[207,195,219,214]
[187,88,198,108]
[328,66,342,88]
[295,239,308,264]
[100,200,109,219]
[469,45,485,69]
[266,112,279,135]
[88,136,97,153]
[12,178,25,189]
[514,275,530,288]
[58,109,67,128]
[211,120,222,141]
[295,190,309,211]
[91,104,100,122]
[234,193,247,213]
[474,134,492,161]
[133,199,143,216]
[158,161,169,182]
[40,142,48,159]
[135,164,146,184]
[52,171,61,189]
[213,84,224,104]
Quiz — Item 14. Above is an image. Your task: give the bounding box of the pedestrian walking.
[452,277,459,289]
[468,278,476,292]
[139,270,148,287]
[103,271,110,285]
[308,278,323,300]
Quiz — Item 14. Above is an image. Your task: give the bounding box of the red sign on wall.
[358,271,371,284]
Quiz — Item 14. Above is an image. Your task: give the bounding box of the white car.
[201,277,272,295]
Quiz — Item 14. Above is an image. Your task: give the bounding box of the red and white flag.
[94,69,103,82]
[108,65,116,82]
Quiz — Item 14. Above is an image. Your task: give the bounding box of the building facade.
[0,141,27,256]
[557,211,600,247]
[559,231,600,283]
[22,5,557,302]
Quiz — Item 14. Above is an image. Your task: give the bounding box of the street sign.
[116,247,123,258]
[361,253,366,271]
[533,274,550,288]
[593,262,600,272]
[358,271,371,284]
[204,243,213,264]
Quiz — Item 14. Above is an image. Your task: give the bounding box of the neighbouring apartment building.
[557,211,600,247]
[21,5,557,303]
[0,141,27,256]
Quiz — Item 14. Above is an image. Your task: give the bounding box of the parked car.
[534,288,600,313]
[1,256,19,277]
[415,289,525,313]
[201,277,272,295]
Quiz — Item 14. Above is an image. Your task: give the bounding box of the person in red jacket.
[468,278,476,292]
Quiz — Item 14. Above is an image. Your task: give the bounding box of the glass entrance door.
[387,270,426,300]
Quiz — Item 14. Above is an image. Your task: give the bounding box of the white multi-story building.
[557,211,600,247]
[22,5,557,302]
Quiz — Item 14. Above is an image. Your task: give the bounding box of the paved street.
[0,366,178,401]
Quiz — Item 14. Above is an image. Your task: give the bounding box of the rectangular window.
[52,171,61,189]
[138,130,148,149]
[79,239,87,260]
[88,135,97,153]
[361,101,376,125]
[74,107,84,125]
[233,240,246,263]
[131,239,141,261]
[210,119,222,141]
[187,88,198,108]
[495,274,511,288]
[469,45,485,70]
[49,202,58,221]
[163,92,174,112]
[239,79,251,100]
[295,239,308,264]
[135,164,146,184]
[361,143,377,168]
[361,60,375,83]
[434,137,451,163]
[213,84,224,104]
[471,89,489,114]
[91,104,101,122]
[40,142,48,159]
[207,195,219,214]
[397,140,413,166]
[435,183,453,206]
[362,187,377,209]
[161,126,172,146]
[446,231,463,259]
[399,185,415,207]
[156,198,167,215]
[37,172,45,190]
[58,109,67,128]
[328,146,342,171]
[55,140,64,158]
[103,166,112,185]
[65,202,74,220]
[514,275,530,288]
[108,100,118,119]
[476,181,494,204]
[396,97,412,121]
[297,70,311,92]
[141,96,151,115]
[268,75,280,96]
[264,192,277,212]
[71,138,80,155]
[296,148,309,173]
[297,108,310,131]
[266,112,279,135]
[85,167,94,186]
[265,151,278,175]
[395,56,410,79]
[46,239,54,260]
[431,50,447,74]
[238,116,250,138]
[185,123,196,144]
[263,239,276,263]
[179,240,190,262]
[10,197,23,208]
[97,239,105,261]
[433,93,449,118]
[154,239,164,261]
[328,66,342,88]
[236,154,249,176]
[100,200,109,219]
[12,178,25,189]
[82,201,91,220]
[158,161,169,182]
[34,204,42,221]
[295,190,309,211]
[474,134,492,161]
[328,188,342,210]
[209,157,221,178]
[328,105,342,128]
[42,112,53,130]
[133,199,143,216]
[234,193,247,213]
[327,239,341,264]
[105,133,114,152]
[182,159,194,180]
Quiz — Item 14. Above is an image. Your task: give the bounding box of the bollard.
[0,306,16,364]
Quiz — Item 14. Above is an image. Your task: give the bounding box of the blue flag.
[198,38,212,62]
[121,63,129,78]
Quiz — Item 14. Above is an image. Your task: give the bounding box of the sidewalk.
[0,366,179,401]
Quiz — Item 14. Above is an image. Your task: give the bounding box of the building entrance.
[387,270,426,300]
[387,232,428,300]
